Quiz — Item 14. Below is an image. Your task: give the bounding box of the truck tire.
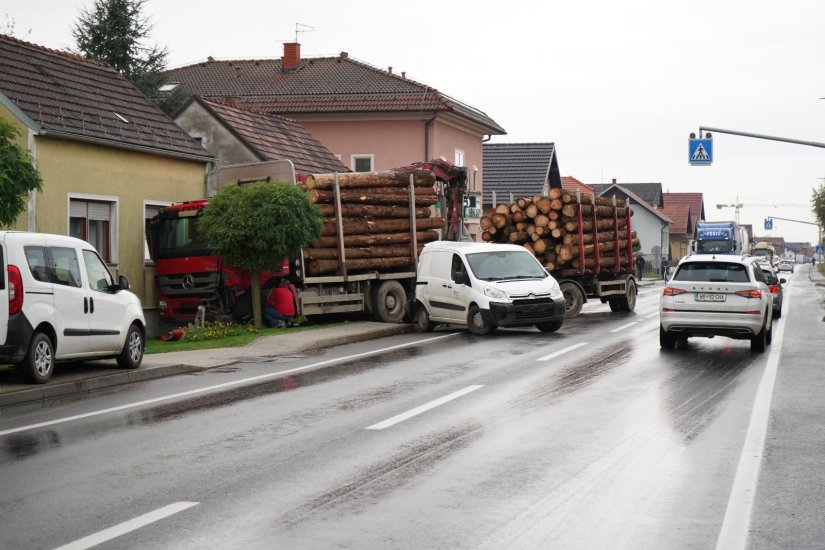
[372,281,406,323]
[21,332,55,384]
[608,298,622,312]
[536,321,563,333]
[616,279,637,312]
[560,282,584,318]
[467,304,495,335]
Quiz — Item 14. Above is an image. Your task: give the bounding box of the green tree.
[198,183,322,328]
[813,181,825,246]
[72,0,167,101]
[0,119,43,228]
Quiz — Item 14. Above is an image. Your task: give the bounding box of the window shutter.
[87,202,111,221]
[70,200,86,218]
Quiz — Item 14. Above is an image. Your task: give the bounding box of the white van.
[413,241,565,334]
[0,231,146,383]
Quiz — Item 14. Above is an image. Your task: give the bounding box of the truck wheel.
[117,323,145,369]
[21,332,55,384]
[616,279,637,312]
[560,282,583,318]
[372,281,406,323]
[659,326,676,349]
[467,305,494,335]
[536,321,563,333]
[608,298,622,312]
[414,304,434,333]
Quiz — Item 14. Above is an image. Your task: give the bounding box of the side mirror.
[454,271,468,286]
[119,275,130,290]
[779,278,787,284]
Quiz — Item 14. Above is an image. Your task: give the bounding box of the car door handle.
[442,284,452,289]
[84,297,88,314]
[89,296,95,314]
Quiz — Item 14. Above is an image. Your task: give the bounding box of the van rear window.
[24,246,50,282]
[674,262,750,283]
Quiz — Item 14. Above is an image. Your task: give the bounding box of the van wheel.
[117,323,144,369]
[467,305,494,335]
[536,321,563,333]
[372,281,406,323]
[414,304,434,333]
[560,282,584,318]
[22,332,55,384]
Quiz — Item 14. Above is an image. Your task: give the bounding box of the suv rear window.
[673,262,750,283]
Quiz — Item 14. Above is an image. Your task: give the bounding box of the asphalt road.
[1,269,823,549]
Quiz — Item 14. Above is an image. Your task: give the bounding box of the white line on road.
[715,300,788,550]
[366,385,484,430]
[644,313,659,320]
[537,342,588,362]
[609,321,639,333]
[0,333,461,438]
[53,501,199,550]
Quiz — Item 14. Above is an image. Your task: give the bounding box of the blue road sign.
[817,245,824,253]
[689,138,713,165]
[764,218,773,230]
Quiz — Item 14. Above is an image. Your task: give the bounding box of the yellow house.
[0,35,213,331]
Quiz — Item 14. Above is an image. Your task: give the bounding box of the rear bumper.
[660,311,764,339]
[487,298,566,327]
[0,313,34,364]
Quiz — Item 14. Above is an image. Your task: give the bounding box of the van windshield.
[466,250,547,281]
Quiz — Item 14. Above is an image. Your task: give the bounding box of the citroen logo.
[528,293,535,299]
[182,274,195,289]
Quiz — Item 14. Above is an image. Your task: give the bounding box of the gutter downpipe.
[423,113,437,162]
[27,129,37,231]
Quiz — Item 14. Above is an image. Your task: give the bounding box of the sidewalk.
[0,322,413,409]
[809,263,825,287]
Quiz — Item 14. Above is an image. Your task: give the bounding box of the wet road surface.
[1,271,822,549]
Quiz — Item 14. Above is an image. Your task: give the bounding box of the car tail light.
[735,289,762,299]
[769,285,780,294]
[8,265,23,315]
[662,287,687,296]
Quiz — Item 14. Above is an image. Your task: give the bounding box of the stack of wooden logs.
[302,170,444,275]
[479,188,641,272]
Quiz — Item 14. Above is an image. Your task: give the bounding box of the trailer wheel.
[372,281,406,323]
[616,279,637,312]
[560,282,584,318]
[608,298,622,312]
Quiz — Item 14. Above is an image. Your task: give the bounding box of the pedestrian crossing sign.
[689,138,713,165]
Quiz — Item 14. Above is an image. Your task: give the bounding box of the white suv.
[1,231,146,383]
[660,254,773,352]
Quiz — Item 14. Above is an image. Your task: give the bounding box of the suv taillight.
[735,289,762,299]
[8,265,23,314]
[662,287,687,296]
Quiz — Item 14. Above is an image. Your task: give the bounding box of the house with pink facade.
[164,43,506,238]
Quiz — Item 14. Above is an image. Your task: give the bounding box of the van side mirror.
[454,271,468,286]
[119,275,130,290]
[779,278,787,284]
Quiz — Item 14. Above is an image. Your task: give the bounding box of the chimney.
[282,42,301,72]
[612,178,617,184]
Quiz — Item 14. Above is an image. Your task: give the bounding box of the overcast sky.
[5,0,825,244]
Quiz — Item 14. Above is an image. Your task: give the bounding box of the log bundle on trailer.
[304,170,444,275]
[479,188,641,274]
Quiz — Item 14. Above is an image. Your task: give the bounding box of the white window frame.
[67,193,120,265]
[351,154,374,172]
[144,200,173,264]
[455,149,465,167]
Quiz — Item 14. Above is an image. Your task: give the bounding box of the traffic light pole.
[699,127,825,149]
[767,216,823,260]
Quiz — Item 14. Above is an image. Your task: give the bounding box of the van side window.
[50,247,83,288]
[82,249,114,292]
[24,246,50,283]
[451,254,467,282]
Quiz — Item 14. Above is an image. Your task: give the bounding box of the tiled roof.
[0,34,210,160]
[165,55,505,134]
[197,98,347,175]
[598,184,673,224]
[663,192,705,230]
[662,204,692,235]
[482,142,561,207]
[561,176,594,194]
[590,182,663,207]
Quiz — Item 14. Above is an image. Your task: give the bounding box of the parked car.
[777,260,794,273]
[0,231,146,383]
[660,254,773,352]
[759,263,786,318]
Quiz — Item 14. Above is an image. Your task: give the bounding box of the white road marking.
[537,342,588,362]
[715,298,788,550]
[0,333,461,438]
[365,385,484,430]
[644,313,659,320]
[609,321,639,333]
[53,501,199,550]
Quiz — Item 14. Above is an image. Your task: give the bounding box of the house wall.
[629,209,669,263]
[18,135,206,311]
[175,103,259,167]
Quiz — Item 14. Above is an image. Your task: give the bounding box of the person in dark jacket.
[661,256,670,280]
[635,255,646,279]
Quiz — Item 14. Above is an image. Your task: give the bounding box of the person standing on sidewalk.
[635,255,646,279]
[661,256,670,280]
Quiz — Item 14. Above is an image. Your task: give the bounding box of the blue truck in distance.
[694,221,748,255]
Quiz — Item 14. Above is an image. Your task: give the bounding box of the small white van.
[0,231,146,383]
[413,241,566,334]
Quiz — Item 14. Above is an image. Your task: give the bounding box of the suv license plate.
[696,293,726,302]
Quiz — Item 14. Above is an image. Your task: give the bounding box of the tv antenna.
[295,23,314,43]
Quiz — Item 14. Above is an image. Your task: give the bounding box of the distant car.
[760,263,786,318]
[777,260,794,273]
[660,254,773,352]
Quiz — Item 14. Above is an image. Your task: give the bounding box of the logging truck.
[478,190,640,318]
[149,160,467,325]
